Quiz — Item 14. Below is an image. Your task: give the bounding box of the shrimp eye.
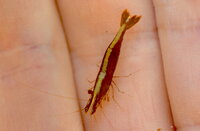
[88,90,93,94]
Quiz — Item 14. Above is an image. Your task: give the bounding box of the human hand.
[0,0,199,131]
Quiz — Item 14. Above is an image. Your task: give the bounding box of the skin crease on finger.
[58,0,175,131]
[153,0,200,131]
[0,0,83,131]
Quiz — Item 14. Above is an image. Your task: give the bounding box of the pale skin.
[0,0,200,131]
